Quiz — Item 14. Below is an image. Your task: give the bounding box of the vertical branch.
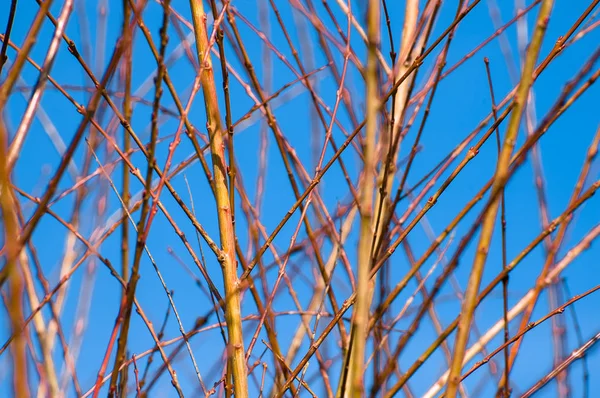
[120,0,133,285]
[444,1,555,396]
[0,120,29,398]
[188,1,249,397]
[108,1,175,396]
[484,57,510,397]
[207,0,236,221]
[344,1,379,397]
[118,5,134,387]
[0,0,17,74]
[359,0,421,394]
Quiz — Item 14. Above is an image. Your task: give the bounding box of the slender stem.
[188,1,249,396]
[343,1,378,397]
[0,116,29,398]
[120,0,132,285]
[108,2,175,396]
[444,1,554,396]
[483,57,510,397]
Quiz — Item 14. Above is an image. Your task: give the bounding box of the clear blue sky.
[1,0,600,396]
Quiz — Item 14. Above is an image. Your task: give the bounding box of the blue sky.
[1,0,600,396]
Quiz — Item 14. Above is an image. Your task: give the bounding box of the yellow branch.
[188,1,248,396]
[444,1,555,396]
